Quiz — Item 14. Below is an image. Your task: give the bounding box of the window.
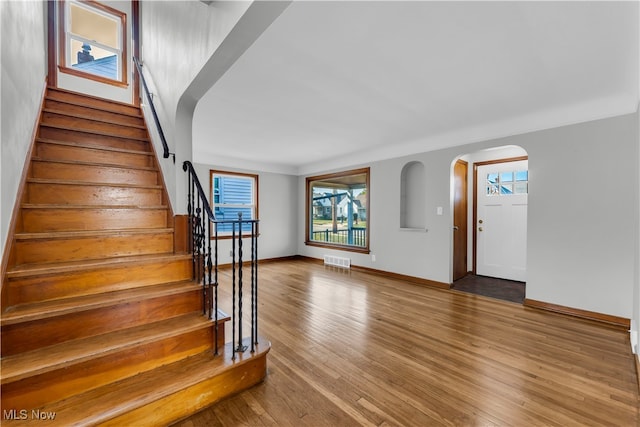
[306,168,370,253]
[486,169,528,195]
[210,170,258,235]
[59,0,127,86]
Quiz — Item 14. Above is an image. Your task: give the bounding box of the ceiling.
[192,1,639,175]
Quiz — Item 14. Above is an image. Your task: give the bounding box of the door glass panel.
[500,172,513,182]
[487,173,499,184]
[514,182,528,194]
[500,184,513,194]
[515,170,528,181]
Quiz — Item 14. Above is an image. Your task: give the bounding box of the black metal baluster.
[206,210,213,319]
[251,220,256,353]
[236,213,247,353]
[231,220,236,360]
[214,222,219,355]
[254,221,259,345]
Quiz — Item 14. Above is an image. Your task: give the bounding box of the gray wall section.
[193,163,298,262]
[1,0,47,261]
[298,112,638,319]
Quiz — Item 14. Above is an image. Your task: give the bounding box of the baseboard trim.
[295,255,449,290]
[217,255,301,270]
[524,298,630,329]
[351,264,450,289]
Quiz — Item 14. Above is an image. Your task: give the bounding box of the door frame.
[472,155,528,274]
[452,159,468,281]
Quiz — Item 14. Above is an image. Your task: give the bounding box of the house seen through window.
[306,168,370,253]
[210,170,258,235]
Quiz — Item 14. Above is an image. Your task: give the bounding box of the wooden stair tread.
[44,96,143,119]
[31,157,157,172]
[0,312,222,384]
[46,87,139,113]
[14,228,174,241]
[36,137,152,156]
[21,203,167,210]
[27,177,162,190]
[6,338,270,426]
[43,107,147,130]
[6,253,192,279]
[0,281,200,325]
[39,122,150,142]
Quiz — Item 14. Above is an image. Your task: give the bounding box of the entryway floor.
[452,274,525,304]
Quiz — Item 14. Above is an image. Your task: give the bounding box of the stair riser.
[14,233,174,264]
[46,89,140,116]
[1,290,202,356]
[41,112,148,140]
[1,327,219,410]
[27,182,163,206]
[101,354,268,427]
[45,99,145,127]
[39,126,149,151]
[31,161,158,186]
[36,141,153,168]
[6,258,193,305]
[21,207,169,233]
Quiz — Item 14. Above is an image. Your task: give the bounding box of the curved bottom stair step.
[1,337,271,427]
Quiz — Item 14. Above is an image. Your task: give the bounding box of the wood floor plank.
[174,258,639,427]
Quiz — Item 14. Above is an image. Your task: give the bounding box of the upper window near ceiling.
[59,0,127,86]
[305,168,370,253]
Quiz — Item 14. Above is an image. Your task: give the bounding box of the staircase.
[0,88,269,426]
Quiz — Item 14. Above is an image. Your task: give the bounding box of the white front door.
[476,160,528,282]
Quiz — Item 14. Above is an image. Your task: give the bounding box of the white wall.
[0,0,47,261]
[193,162,298,262]
[140,1,290,215]
[298,113,638,319]
[140,0,252,212]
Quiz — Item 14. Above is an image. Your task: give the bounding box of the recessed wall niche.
[400,161,426,229]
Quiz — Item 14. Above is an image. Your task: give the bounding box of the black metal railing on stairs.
[183,161,259,358]
[133,57,175,163]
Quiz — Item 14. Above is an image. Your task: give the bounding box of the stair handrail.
[182,161,260,358]
[133,57,174,162]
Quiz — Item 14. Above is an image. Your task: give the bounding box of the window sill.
[305,240,370,254]
[399,227,428,232]
[59,65,129,88]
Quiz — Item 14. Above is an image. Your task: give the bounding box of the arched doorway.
[451,145,528,303]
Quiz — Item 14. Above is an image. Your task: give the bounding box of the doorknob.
[479,227,483,232]
[479,219,483,224]
[453,226,459,231]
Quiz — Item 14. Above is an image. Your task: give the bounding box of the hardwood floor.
[174,258,639,426]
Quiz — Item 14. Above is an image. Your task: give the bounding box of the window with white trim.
[210,170,258,235]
